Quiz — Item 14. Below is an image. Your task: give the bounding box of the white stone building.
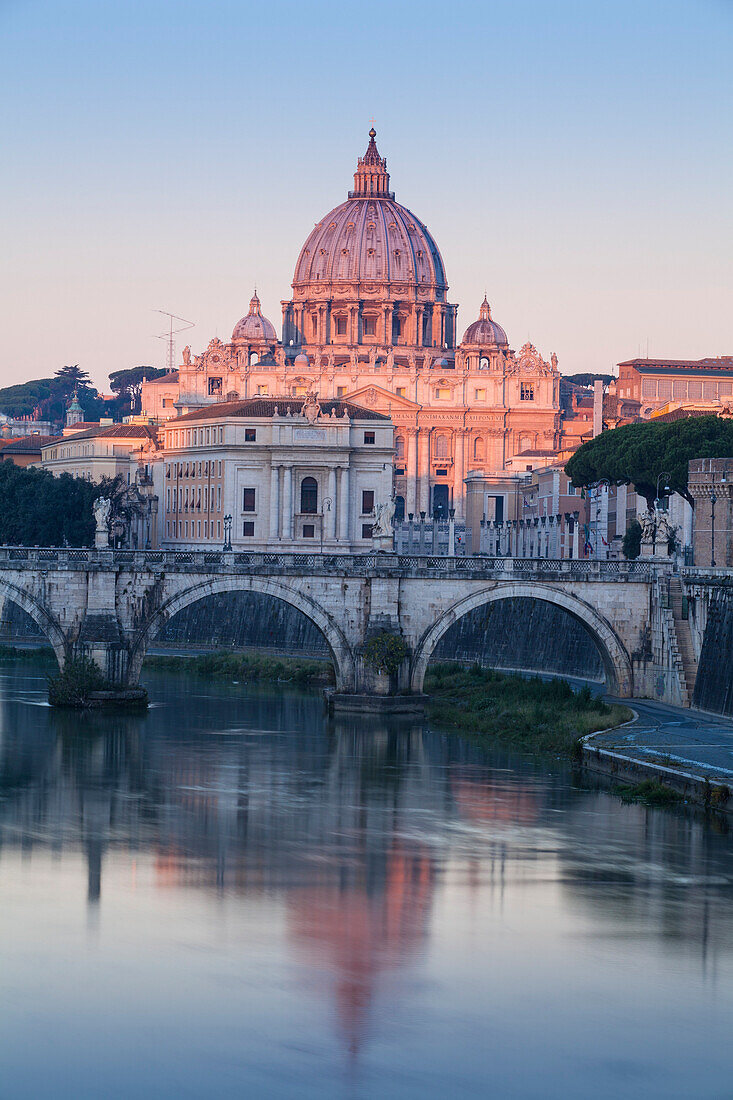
[161,395,394,550]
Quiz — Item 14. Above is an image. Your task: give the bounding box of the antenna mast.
[153,310,195,372]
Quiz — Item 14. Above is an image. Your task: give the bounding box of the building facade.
[142,129,562,522]
[618,357,733,418]
[161,395,393,551]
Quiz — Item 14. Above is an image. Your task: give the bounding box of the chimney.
[593,379,604,437]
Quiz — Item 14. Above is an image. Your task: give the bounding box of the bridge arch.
[0,581,68,671]
[127,575,356,691]
[411,582,633,697]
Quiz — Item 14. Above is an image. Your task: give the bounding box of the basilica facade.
[143,129,562,521]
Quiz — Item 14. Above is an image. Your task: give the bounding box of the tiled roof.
[146,371,179,384]
[652,408,724,423]
[619,357,733,370]
[41,424,160,446]
[1,434,61,454]
[171,397,390,423]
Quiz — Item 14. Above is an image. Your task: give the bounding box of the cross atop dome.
[349,127,394,200]
[479,295,492,321]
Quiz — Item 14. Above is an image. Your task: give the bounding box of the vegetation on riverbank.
[425,663,632,757]
[144,651,335,687]
[48,655,110,706]
[612,779,683,806]
[0,644,55,662]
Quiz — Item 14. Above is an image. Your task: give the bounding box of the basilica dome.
[462,297,508,347]
[292,129,447,294]
[232,291,277,342]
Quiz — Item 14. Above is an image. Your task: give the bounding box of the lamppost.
[320,497,332,554]
[592,479,609,559]
[710,488,717,568]
[223,514,232,552]
[655,471,671,510]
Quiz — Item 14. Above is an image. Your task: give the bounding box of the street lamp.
[655,471,671,510]
[223,514,232,552]
[710,489,717,568]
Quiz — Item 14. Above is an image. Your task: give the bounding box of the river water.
[1,661,732,1099]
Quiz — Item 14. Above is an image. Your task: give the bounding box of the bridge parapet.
[0,547,666,582]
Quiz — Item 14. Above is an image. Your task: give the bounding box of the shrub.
[362,632,409,676]
[48,655,109,707]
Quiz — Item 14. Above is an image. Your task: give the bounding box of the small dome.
[232,291,277,342]
[462,296,508,347]
[294,350,310,369]
[434,356,450,368]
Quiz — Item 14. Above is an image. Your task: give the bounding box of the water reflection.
[1,662,733,1098]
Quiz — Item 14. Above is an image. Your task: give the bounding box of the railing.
[0,546,662,580]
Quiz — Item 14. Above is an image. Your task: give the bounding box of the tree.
[109,366,166,416]
[54,364,90,387]
[0,378,55,419]
[563,373,615,387]
[564,414,733,508]
[622,520,641,560]
[0,462,99,546]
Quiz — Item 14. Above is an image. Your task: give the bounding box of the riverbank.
[425,663,632,757]
[144,651,335,687]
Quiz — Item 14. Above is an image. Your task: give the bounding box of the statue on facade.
[302,390,321,423]
[640,508,656,544]
[182,346,191,366]
[656,515,677,555]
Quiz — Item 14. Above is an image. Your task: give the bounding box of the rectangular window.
[336,386,346,397]
[434,388,450,400]
[396,387,406,398]
[256,384,269,395]
[204,521,208,537]
[208,378,222,395]
[217,486,222,511]
[205,428,210,444]
[364,431,375,445]
[197,521,201,537]
[218,460,222,476]
[217,521,221,539]
[363,316,376,336]
[436,468,448,477]
[361,523,373,539]
[292,385,307,397]
[475,388,486,401]
[520,382,535,401]
[242,487,256,512]
[396,467,405,476]
[244,428,256,442]
[362,490,374,514]
[242,521,255,537]
[302,524,315,538]
[219,427,223,443]
[335,316,347,336]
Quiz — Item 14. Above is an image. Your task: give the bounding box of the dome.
[292,129,448,293]
[293,350,310,369]
[462,296,508,347]
[232,291,277,342]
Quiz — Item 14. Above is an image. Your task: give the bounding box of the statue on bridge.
[93,497,112,548]
[371,497,396,552]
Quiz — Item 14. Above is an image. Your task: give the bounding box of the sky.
[1,0,732,392]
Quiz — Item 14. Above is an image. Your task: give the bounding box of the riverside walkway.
[586,696,733,809]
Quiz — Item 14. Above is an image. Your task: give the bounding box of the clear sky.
[1,0,731,391]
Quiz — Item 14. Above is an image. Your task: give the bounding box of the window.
[395,435,405,459]
[393,317,402,338]
[311,313,319,336]
[292,385,307,397]
[435,434,449,458]
[256,384,269,395]
[436,468,448,477]
[242,521,255,537]
[336,386,346,397]
[395,496,405,521]
[302,524,315,538]
[361,523,373,539]
[362,490,374,514]
[205,428,210,444]
[242,488,255,512]
[520,382,534,401]
[217,521,221,539]
[396,387,406,397]
[474,436,485,461]
[335,316,347,336]
[218,428,223,443]
[474,388,486,401]
[208,378,222,395]
[479,357,489,370]
[434,387,450,400]
[197,521,201,537]
[364,431,375,445]
[363,315,376,336]
[244,428,256,442]
[300,476,318,514]
[396,467,405,476]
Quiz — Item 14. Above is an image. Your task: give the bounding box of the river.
[0,660,732,1099]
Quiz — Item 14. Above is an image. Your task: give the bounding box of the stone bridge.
[0,547,696,709]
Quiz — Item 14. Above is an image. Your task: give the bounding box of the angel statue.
[371,497,396,538]
[640,508,656,544]
[93,497,112,547]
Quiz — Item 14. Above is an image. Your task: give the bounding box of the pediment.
[345,384,420,410]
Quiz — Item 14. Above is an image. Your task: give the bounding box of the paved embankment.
[584,698,733,813]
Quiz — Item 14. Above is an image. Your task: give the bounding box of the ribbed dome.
[292,130,447,293]
[232,291,277,342]
[462,297,508,347]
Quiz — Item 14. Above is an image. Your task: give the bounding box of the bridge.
[0,546,707,711]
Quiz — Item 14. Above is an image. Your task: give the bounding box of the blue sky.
[1,0,731,389]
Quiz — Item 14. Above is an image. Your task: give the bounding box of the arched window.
[249,352,259,366]
[518,433,534,453]
[480,357,489,370]
[435,434,449,459]
[394,495,405,521]
[395,435,405,459]
[473,436,485,461]
[300,477,318,514]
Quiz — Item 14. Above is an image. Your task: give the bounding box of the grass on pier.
[425,663,632,757]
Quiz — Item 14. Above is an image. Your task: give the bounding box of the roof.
[619,357,733,371]
[652,407,725,424]
[171,397,390,423]
[42,424,160,446]
[1,434,61,454]
[145,371,179,384]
